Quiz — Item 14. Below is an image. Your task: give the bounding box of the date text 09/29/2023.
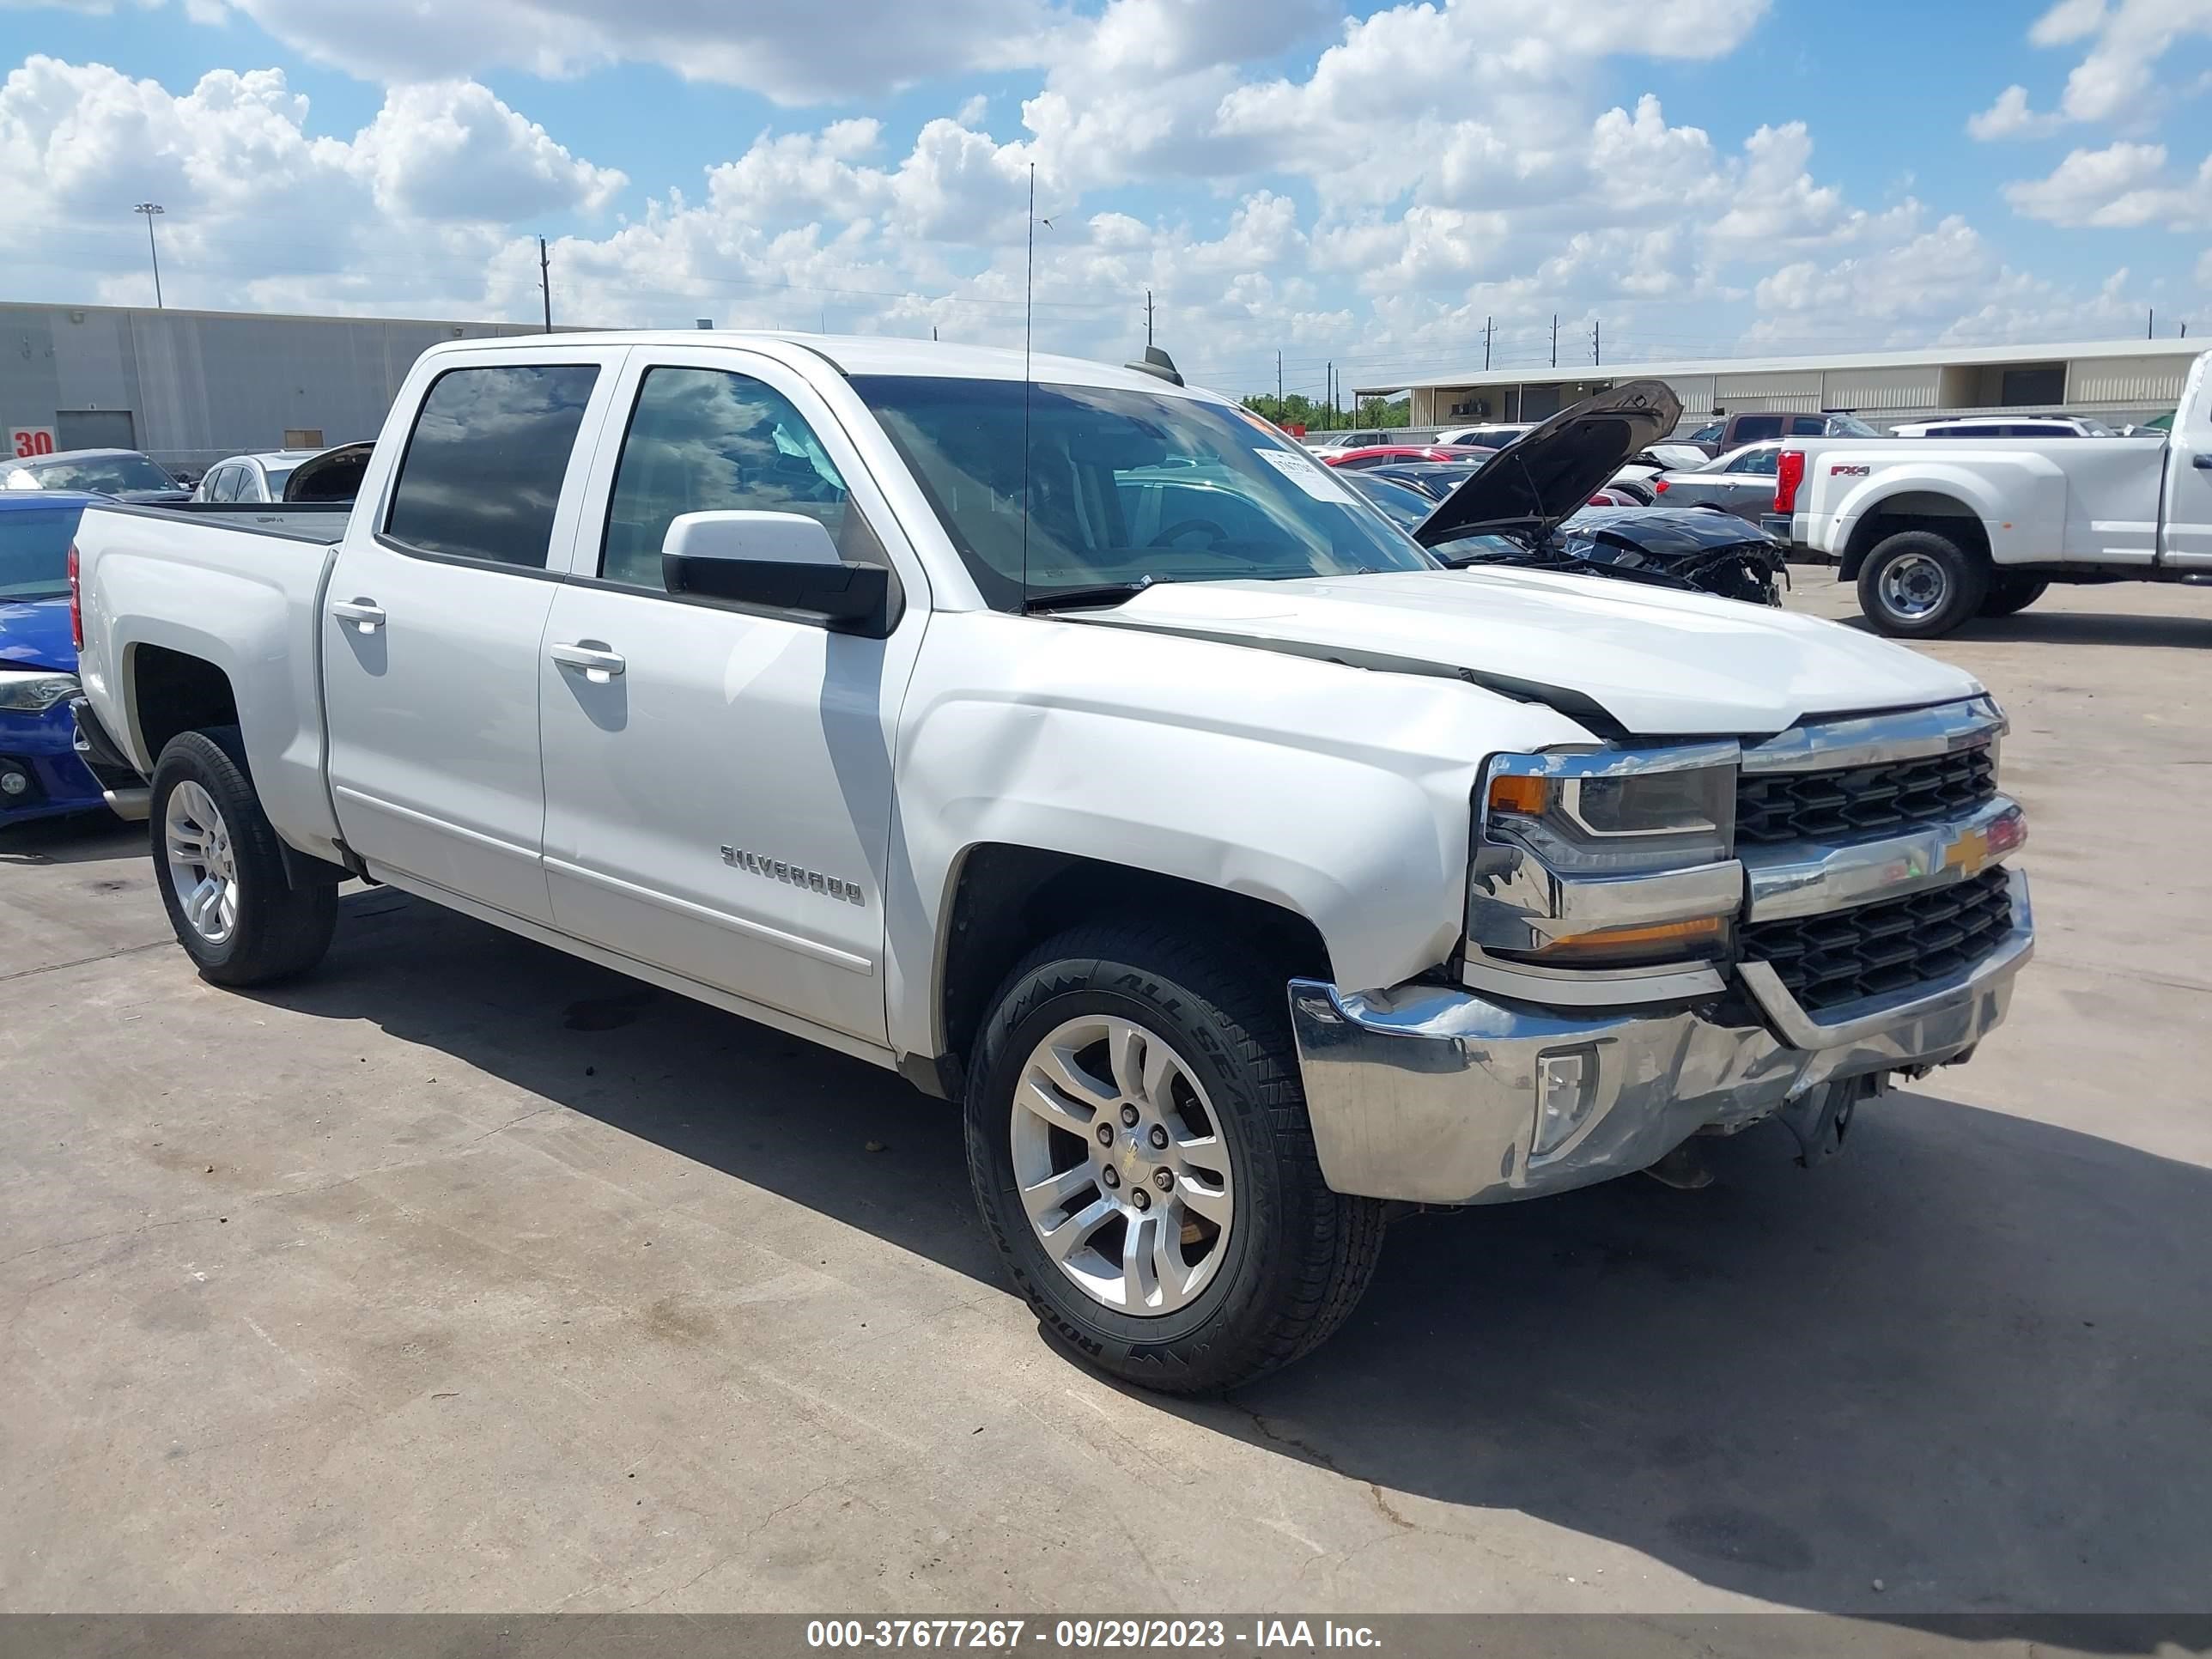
[804,1620,1382,1650]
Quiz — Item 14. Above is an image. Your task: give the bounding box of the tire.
[1856,529,1988,639]
[1978,576,2048,619]
[149,727,337,987]
[964,925,1386,1395]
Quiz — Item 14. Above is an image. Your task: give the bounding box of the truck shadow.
[1832,609,2212,648]
[252,890,2212,1634]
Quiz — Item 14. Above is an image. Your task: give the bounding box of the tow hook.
[1778,1076,1881,1167]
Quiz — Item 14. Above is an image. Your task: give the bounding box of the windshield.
[854,376,1436,609]
[1832,415,1880,437]
[0,503,84,599]
[19,453,177,495]
[1341,472,1438,532]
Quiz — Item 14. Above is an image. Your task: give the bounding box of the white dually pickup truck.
[69,332,2033,1392]
[1781,346,2212,636]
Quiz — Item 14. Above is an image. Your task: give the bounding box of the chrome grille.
[1735,746,1996,846]
[1740,869,2014,1013]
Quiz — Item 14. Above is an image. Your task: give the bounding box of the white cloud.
[1,0,2193,391]
[1984,0,2212,132]
[189,0,1065,103]
[347,81,625,221]
[2004,140,2212,227]
[1968,85,2063,140]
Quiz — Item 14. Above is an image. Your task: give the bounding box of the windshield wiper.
[1022,576,1161,613]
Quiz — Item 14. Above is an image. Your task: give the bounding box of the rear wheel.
[1978,575,2048,618]
[1856,529,1988,639]
[964,925,1386,1395]
[150,728,337,987]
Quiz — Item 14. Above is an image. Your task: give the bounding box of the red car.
[1319,444,1496,469]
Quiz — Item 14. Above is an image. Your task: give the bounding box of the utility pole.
[1144,289,1154,349]
[133,204,165,308]
[2148,307,2154,339]
[538,235,552,332]
[1276,349,1283,412]
[1484,316,1492,371]
[1551,313,1559,368]
[1592,319,1601,367]
[1325,362,1333,428]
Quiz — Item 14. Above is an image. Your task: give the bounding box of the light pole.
[133,203,166,308]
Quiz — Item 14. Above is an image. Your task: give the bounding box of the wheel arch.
[915,843,1336,1099]
[125,641,241,769]
[1839,491,1990,581]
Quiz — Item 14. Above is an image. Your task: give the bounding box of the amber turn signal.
[1528,915,1728,963]
[1487,774,1550,816]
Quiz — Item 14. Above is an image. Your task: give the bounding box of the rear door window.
[211,466,244,502]
[1732,416,1784,443]
[385,364,600,568]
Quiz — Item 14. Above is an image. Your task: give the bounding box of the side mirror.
[660,510,899,637]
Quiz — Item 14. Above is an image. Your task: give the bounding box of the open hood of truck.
[1077,568,1980,738]
[1415,380,1684,548]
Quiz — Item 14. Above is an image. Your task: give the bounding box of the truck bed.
[73,499,350,860]
[92,500,353,544]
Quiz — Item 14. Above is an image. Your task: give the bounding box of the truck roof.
[426,330,1210,397]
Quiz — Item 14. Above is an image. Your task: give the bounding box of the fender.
[878,609,1593,1060]
[1820,451,2068,567]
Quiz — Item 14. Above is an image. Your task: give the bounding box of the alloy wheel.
[1009,1015,1236,1316]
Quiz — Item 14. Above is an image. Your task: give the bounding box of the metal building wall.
[2,302,567,469]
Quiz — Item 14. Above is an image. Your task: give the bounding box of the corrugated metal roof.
[1357,337,2204,395]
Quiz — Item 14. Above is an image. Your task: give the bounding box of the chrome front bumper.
[1290,870,2033,1206]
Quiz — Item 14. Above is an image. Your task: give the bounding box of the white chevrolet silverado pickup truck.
[1781,346,2212,636]
[69,331,2033,1392]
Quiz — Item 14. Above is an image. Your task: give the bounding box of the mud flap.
[1778,1076,1882,1167]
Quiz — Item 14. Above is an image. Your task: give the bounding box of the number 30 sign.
[10,427,57,459]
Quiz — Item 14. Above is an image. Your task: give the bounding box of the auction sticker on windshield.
[1254,447,1353,501]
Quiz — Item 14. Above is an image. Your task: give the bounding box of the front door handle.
[550,641,626,684]
[2192,452,2211,470]
[331,598,386,634]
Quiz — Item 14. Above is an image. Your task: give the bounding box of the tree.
[1240,391,1411,432]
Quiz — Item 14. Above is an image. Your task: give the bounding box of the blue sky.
[4,0,2209,400]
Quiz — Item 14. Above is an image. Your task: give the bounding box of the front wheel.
[1856,529,1988,639]
[150,728,337,987]
[964,926,1385,1395]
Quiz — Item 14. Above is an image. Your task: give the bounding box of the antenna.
[1021,162,1036,611]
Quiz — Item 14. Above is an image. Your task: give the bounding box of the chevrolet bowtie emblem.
[1944,828,1990,877]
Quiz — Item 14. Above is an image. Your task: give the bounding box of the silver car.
[1650,441,1781,521]
[193,450,322,505]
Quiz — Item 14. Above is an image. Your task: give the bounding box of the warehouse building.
[2,301,572,475]
[1360,338,2201,432]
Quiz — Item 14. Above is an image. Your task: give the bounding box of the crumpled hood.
[1083,569,1980,738]
[0,595,77,675]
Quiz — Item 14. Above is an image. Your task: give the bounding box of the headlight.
[1470,744,1742,973]
[0,671,79,713]
[1485,762,1733,873]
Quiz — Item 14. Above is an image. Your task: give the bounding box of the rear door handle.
[331,599,386,634]
[550,641,626,684]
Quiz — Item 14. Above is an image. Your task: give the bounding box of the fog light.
[0,767,28,798]
[1532,1048,1598,1159]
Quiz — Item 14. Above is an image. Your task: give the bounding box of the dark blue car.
[1,491,108,826]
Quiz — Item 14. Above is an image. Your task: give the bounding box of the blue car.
[1,491,108,826]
